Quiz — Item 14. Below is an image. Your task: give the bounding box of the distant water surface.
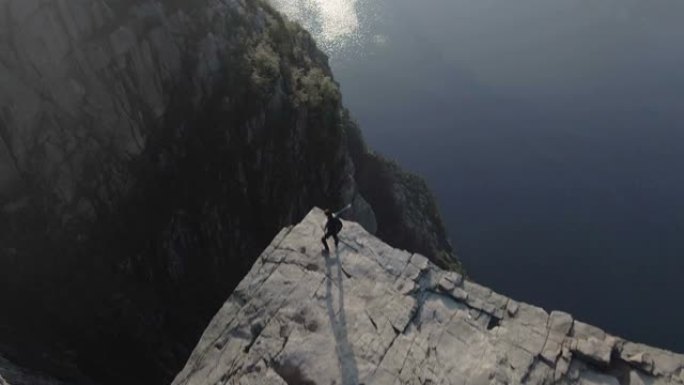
[269,0,684,352]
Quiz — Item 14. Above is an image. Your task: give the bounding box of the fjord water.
[269,0,684,351]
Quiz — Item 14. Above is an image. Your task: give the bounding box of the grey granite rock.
[172,208,684,385]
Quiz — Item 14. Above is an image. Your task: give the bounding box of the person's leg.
[321,234,330,252]
[333,232,339,248]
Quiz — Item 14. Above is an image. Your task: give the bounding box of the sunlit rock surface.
[173,208,684,385]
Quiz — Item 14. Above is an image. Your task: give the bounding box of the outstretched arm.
[334,203,352,218]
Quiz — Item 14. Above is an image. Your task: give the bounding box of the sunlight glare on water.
[269,0,378,58]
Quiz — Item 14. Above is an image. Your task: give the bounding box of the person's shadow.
[324,248,360,385]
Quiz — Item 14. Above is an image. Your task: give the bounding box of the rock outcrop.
[0,0,457,383]
[173,208,684,385]
[356,152,462,272]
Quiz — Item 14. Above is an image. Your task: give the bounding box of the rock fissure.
[338,262,353,279]
[372,326,402,377]
[398,333,420,379]
[242,322,265,354]
[366,312,378,332]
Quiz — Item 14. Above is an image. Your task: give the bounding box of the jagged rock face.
[356,152,462,272]
[173,208,684,385]
[0,0,456,383]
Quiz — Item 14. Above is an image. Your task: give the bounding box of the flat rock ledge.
[172,208,684,385]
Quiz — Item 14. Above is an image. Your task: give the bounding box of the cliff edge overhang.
[173,208,684,385]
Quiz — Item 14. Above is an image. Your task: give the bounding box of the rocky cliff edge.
[172,208,684,385]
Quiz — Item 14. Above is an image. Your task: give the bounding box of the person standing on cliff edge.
[322,204,351,253]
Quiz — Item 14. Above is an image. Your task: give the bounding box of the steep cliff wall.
[0,0,457,383]
[172,208,684,385]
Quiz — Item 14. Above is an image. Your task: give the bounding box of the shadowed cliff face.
[0,0,456,384]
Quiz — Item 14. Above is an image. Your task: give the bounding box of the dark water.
[272,0,684,352]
